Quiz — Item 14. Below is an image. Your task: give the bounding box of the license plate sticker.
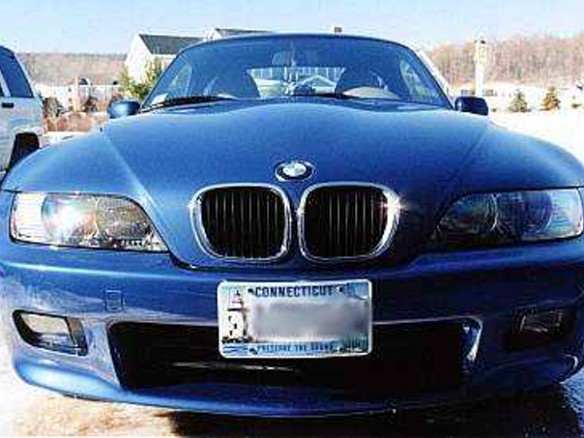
[218,280,372,359]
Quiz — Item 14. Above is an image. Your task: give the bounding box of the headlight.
[431,189,583,250]
[11,193,167,252]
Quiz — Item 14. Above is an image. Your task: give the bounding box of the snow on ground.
[492,110,584,162]
[0,110,583,436]
[43,131,86,144]
[0,332,41,435]
[0,328,173,436]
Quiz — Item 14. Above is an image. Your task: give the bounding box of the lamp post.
[474,38,489,98]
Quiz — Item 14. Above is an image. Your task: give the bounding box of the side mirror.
[107,99,141,119]
[454,96,489,116]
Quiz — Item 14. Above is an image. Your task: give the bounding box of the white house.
[37,78,121,111]
[125,28,268,82]
[204,27,267,41]
[124,34,202,82]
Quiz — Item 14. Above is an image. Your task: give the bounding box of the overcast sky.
[1,0,583,53]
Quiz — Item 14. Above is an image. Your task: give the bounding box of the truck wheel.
[9,133,39,168]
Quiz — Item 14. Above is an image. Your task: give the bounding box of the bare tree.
[428,33,584,87]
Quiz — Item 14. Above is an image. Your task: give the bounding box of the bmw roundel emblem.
[275,160,314,181]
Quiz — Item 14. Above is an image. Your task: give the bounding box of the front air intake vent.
[194,185,290,261]
[300,184,399,261]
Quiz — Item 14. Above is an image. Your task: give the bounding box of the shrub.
[541,86,561,111]
[42,96,63,119]
[508,90,530,112]
[82,95,98,113]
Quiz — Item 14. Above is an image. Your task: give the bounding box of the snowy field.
[492,111,584,162]
[43,131,86,144]
[0,110,583,436]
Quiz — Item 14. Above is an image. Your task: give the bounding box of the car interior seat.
[206,71,260,98]
[335,68,381,93]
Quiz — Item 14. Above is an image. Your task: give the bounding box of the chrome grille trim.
[298,182,400,263]
[190,184,292,263]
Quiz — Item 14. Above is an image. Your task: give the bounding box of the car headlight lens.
[431,189,583,249]
[11,193,167,252]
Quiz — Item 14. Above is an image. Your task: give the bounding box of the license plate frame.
[217,279,372,359]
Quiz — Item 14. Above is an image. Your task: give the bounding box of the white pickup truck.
[0,45,43,176]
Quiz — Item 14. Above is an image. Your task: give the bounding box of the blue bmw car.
[2,33,584,417]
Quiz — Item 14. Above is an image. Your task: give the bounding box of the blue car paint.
[2,218,584,415]
[4,100,583,270]
[2,34,584,417]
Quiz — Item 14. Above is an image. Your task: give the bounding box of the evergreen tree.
[118,58,164,101]
[541,86,561,111]
[508,90,529,112]
[118,67,133,96]
[142,57,164,92]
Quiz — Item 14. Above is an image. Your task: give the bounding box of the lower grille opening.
[109,321,464,399]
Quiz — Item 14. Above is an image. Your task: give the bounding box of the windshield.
[145,35,450,108]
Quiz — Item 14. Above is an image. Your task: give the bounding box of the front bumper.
[2,237,584,417]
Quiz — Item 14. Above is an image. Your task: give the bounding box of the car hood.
[4,100,583,268]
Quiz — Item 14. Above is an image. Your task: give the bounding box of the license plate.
[218,280,372,359]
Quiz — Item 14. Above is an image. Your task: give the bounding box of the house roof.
[138,34,203,55]
[209,28,268,38]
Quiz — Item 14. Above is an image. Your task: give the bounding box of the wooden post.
[71,76,81,112]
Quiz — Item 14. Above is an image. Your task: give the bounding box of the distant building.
[125,28,267,82]
[37,80,121,111]
[125,34,202,81]
[204,27,267,41]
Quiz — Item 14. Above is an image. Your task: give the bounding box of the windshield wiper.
[293,92,359,100]
[294,91,405,103]
[141,95,235,112]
